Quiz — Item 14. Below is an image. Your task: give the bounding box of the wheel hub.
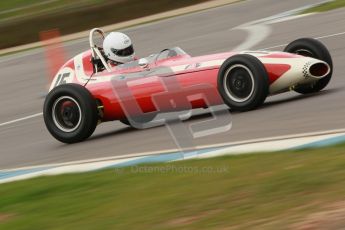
[224,64,254,103]
[52,96,82,132]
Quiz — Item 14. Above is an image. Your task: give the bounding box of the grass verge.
[302,0,345,14]
[1,145,345,229]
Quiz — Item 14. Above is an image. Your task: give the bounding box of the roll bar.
[89,28,111,73]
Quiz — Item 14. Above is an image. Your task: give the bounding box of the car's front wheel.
[217,54,269,111]
[284,38,333,94]
[43,84,98,143]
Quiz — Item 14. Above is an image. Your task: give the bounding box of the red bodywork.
[51,49,299,121]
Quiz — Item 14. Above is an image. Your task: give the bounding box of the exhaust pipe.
[303,61,330,79]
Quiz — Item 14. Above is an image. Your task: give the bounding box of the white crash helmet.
[103,32,135,63]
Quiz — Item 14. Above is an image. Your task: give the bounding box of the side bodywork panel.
[49,50,329,121]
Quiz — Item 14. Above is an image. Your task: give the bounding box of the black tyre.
[284,38,333,94]
[218,54,269,111]
[43,84,98,143]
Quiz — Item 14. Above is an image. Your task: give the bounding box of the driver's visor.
[111,45,134,57]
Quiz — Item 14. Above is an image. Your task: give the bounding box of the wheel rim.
[223,64,255,103]
[52,96,82,132]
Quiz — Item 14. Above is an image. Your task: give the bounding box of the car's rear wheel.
[284,38,333,94]
[43,84,98,143]
[218,54,269,111]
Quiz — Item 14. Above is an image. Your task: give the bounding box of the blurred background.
[0,0,210,49]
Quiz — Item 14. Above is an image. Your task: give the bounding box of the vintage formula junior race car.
[43,28,333,143]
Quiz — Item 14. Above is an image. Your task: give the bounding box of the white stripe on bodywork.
[56,51,326,95]
[256,57,329,93]
[73,58,227,84]
[74,53,90,83]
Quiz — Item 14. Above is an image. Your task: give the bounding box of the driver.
[103,31,136,66]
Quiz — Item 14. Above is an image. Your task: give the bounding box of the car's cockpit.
[89,28,189,74]
[117,47,189,69]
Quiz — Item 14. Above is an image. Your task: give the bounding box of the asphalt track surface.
[0,0,345,170]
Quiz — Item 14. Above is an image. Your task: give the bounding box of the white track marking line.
[261,31,345,50]
[232,24,272,51]
[231,1,331,51]
[315,31,345,40]
[0,113,42,127]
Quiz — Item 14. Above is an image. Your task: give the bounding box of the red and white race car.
[44,28,333,143]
